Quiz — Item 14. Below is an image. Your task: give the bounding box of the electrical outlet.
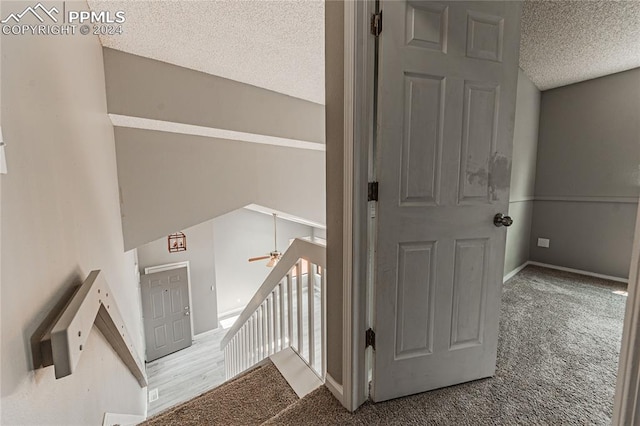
[537,238,550,248]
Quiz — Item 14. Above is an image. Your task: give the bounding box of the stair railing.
[220,238,326,380]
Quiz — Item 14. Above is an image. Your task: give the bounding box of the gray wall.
[103,48,325,145]
[136,209,316,335]
[530,68,640,278]
[114,127,326,250]
[1,2,146,423]
[105,49,327,251]
[137,220,219,335]
[212,209,314,316]
[504,70,541,275]
[324,0,344,385]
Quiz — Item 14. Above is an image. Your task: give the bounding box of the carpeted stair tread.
[261,386,349,425]
[143,361,298,426]
[264,265,626,425]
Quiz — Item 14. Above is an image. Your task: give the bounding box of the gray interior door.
[372,0,522,402]
[141,267,192,361]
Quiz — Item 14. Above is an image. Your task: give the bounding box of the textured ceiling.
[88,0,325,104]
[89,1,640,100]
[521,0,640,90]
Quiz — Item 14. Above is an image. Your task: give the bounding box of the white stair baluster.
[245,318,253,368]
[233,341,237,377]
[321,267,327,377]
[266,297,272,356]
[308,262,315,369]
[257,306,262,360]
[238,329,243,372]
[253,311,260,364]
[243,326,248,370]
[224,346,229,379]
[231,339,236,377]
[274,288,280,352]
[287,272,294,349]
[270,292,276,354]
[238,336,242,374]
[261,303,267,359]
[296,261,303,355]
[233,338,238,376]
[240,327,247,371]
[235,338,240,376]
[279,281,285,350]
[238,330,243,372]
[252,316,257,366]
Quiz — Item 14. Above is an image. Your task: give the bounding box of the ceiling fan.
[248,213,282,267]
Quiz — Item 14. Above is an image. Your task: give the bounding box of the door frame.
[613,206,640,424]
[341,0,376,412]
[344,0,640,420]
[143,261,195,343]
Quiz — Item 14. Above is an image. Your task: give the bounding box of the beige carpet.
[265,266,626,425]
[143,266,625,425]
[142,362,298,426]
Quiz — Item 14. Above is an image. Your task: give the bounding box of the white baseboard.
[503,262,530,283]
[324,372,344,404]
[503,260,629,284]
[103,412,146,426]
[527,261,628,283]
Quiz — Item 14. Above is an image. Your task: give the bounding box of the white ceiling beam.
[109,114,325,152]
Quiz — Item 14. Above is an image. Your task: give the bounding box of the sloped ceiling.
[88,0,325,104]
[521,0,640,90]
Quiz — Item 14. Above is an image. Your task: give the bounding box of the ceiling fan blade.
[248,255,270,262]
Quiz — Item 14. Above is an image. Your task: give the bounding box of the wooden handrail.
[220,238,326,349]
[32,270,147,387]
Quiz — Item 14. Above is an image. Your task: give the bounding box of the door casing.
[336,0,377,412]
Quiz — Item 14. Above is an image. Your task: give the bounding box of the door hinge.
[366,328,376,350]
[368,181,379,202]
[371,11,382,37]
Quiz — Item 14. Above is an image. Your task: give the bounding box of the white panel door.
[141,267,192,361]
[372,1,522,402]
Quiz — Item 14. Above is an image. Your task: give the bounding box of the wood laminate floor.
[146,327,227,417]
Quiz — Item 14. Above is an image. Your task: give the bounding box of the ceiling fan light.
[266,257,279,267]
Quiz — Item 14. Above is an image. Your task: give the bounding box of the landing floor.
[146,327,227,417]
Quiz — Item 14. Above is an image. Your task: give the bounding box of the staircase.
[142,358,342,426]
[220,238,327,381]
[142,239,328,426]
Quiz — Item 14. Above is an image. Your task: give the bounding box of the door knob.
[185,312,190,316]
[494,213,513,227]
